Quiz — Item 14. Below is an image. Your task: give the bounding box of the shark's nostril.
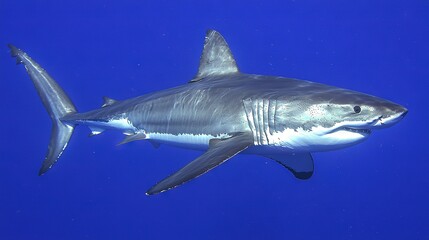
[401,110,408,118]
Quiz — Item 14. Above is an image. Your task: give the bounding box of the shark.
[8,30,407,195]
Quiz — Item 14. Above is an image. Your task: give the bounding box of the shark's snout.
[400,108,408,118]
[373,104,408,128]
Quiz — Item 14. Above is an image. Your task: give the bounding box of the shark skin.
[8,30,407,195]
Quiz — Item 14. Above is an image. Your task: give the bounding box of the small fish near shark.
[8,30,407,195]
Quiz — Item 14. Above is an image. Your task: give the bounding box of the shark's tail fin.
[8,44,77,175]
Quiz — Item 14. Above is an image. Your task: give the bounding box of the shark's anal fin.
[146,132,253,195]
[266,153,314,180]
[190,30,239,82]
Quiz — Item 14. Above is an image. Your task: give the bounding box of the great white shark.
[9,30,407,195]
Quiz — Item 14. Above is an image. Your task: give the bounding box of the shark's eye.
[353,106,361,113]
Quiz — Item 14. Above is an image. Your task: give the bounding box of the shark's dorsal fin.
[191,30,239,82]
[102,96,117,108]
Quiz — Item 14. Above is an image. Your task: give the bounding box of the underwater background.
[1,1,428,239]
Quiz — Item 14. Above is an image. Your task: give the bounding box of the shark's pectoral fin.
[266,153,314,180]
[146,132,253,195]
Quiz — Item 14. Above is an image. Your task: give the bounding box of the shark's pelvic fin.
[146,132,253,195]
[101,96,117,108]
[117,132,147,145]
[267,153,314,179]
[8,44,77,175]
[88,126,105,137]
[190,30,239,82]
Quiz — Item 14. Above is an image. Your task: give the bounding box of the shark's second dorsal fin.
[102,96,117,108]
[191,30,239,82]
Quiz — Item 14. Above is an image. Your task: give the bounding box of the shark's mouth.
[342,127,372,135]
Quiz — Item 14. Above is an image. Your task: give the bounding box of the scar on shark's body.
[8,30,407,195]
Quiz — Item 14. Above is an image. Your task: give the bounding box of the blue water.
[1,1,428,239]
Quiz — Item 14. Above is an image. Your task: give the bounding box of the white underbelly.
[144,125,369,154]
[146,132,231,150]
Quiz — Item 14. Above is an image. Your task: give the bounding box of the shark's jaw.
[342,127,372,135]
[306,124,372,151]
[295,110,407,152]
[263,124,372,153]
[319,126,372,149]
[323,123,373,138]
[264,117,386,153]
